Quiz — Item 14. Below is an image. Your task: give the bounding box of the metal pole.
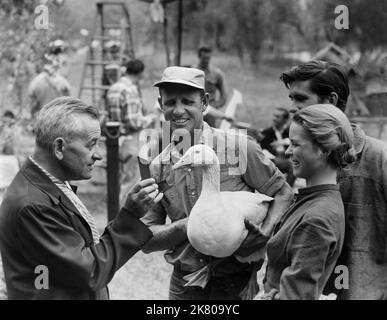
[176,0,183,66]
[105,122,121,221]
[162,4,171,66]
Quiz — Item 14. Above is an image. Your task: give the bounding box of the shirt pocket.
[162,183,186,221]
[219,165,242,192]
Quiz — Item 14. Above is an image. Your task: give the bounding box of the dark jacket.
[260,126,289,156]
[0,158,152,300]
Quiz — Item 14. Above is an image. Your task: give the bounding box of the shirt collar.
[119,76,134,87]
[298,184,340,196]
[29,156,73,190]
[154,122,213,164]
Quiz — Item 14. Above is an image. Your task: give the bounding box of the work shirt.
[327,125,387,299]
[264,184,345,300]
[142,122,287,278]
[107,76,145,134]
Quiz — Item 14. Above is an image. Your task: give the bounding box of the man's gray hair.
[34,97,99,150]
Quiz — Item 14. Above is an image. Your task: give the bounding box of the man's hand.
[124,178,163,218]
[243,218,271,245]
[255,289,280,300]
[234,218,270,258]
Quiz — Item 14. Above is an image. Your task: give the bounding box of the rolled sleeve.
[242,139,286,196]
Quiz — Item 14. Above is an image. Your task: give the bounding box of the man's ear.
[52,138,65,160]
[328,92,339,106]
[201,92,209,112]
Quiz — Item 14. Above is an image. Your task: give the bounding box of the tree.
[331,0,387,50]
[0,0,62,114]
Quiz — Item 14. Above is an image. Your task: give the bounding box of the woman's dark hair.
[292,104,356,168]
[281,60,350,112]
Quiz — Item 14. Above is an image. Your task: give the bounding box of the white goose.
[172,144,273,259]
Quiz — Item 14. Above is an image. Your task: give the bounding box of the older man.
[141,66,293,300]
[280,60,387,300]
[0,97,162,300]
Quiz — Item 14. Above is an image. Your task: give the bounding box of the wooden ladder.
[78,1,135,107]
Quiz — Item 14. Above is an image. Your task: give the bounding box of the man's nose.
[173,102,185,115]
[285,145,292,157]
[290,102,300,114]
[92,146,103,161]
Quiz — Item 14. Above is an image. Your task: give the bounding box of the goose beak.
[259,194,274,203]
[172,158,190,170]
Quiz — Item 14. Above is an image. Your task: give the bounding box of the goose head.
[172,144,220,170]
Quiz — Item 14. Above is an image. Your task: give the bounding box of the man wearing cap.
[141,66,293,300]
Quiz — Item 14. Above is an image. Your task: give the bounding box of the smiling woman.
[285,105,355,186]
[262,104,355,300]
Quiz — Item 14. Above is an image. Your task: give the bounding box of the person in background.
[28,51,71,121]
[262,104,355,300]
[106,59,156,183]
[260,107,295,186]
[0,110,16,155]
[102,41,127,88]
[48,39,70,79]
[196,46,228,127]
[0,97,162,300]
[260,108,290,157]
[281,60,387,300]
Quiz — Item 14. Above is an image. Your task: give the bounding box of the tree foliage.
[330,0,387,50]
[158,0,387,66]
[0,0,64,111]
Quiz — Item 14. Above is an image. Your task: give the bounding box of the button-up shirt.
[107,76,145,134]
[142,122,286,276]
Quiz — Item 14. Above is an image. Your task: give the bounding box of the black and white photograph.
[0,0,386,306]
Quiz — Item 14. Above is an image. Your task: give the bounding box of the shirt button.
[188,168,192,172]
